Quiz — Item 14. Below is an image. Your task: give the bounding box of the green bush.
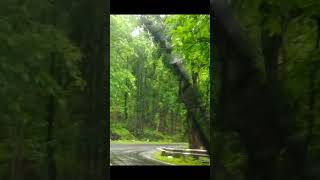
[111,123,188,142]
[111,123,135,140]
[142,129,167,141]
[140,129,188,142]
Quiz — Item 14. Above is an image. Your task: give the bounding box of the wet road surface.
[110,143,185,165]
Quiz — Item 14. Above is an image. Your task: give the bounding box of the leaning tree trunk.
[188,71,204,149]
[139,17,210,152]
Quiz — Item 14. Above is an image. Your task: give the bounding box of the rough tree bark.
[189,71,204,149]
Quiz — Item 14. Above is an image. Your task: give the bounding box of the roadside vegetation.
[151,151,210,166]
[110,140,188,145]
[110,123,185,143]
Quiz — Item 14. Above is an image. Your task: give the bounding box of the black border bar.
[111,0,210,14]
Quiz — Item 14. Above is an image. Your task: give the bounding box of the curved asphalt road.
[110,143,185,165]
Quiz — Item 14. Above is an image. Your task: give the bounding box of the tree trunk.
[124,84,128,121]
[78,1,108,179]
[188,114,203,149]
[173,104,180,134]
[134,53,145,136]
[157,109,167,133]
[188,71,204,149]
[170,111,175,134]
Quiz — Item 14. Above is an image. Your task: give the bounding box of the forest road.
[110,143,185,165]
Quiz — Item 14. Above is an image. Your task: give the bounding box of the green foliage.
[110,15,210,146]
[141,129,167,141]
[165,15,210,108]
[111,124,135,140]
[152,151,210,166]
[166,15,210,69]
